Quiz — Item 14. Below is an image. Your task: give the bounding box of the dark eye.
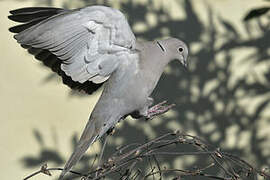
[178,47,184,52]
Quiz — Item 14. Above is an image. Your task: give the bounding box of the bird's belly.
[100,73,148,116]
[116,82,148,113]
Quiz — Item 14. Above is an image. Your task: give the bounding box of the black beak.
[183,53,188,69]
[184,59,188,69]
[184,57,188,69]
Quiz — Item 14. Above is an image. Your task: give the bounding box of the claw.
[146,101,175,120]
[148,100,167,113]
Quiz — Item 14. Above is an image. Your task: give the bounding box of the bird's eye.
[178,47,184,52]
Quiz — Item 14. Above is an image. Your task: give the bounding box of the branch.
[23,131,270,180]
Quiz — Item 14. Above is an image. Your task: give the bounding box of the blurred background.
[0,0,269,179]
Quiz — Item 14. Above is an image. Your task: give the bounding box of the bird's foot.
[146,100,175,120]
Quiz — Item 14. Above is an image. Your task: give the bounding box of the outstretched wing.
[9,6,136,94]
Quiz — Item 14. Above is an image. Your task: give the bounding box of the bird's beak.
[179,55,188,69]
[184,58,188,69]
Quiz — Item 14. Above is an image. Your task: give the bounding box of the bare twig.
[23,131,270,180]
[23,164,85,180]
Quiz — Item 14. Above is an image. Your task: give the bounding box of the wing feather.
[9,5,136,93]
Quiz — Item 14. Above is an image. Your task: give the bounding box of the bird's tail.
[59,121,98,180]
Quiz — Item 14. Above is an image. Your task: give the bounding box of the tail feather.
[59,121,98,180]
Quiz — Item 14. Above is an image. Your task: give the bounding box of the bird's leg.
[146,100,175,120]
[130,98,175,121]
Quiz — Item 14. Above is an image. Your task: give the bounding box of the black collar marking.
[157,41,165,52]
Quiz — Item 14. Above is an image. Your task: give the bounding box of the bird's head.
[159,38,189,68]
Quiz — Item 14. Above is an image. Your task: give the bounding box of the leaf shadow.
[16,0,270,179]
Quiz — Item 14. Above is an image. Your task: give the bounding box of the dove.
[8,5,188,179]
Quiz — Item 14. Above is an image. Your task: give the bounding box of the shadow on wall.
[12,0,269,179]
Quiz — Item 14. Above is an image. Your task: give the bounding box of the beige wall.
[0,1,101,179]
[0,0,269,179]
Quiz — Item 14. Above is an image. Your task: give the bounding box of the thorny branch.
[23,131,270,180]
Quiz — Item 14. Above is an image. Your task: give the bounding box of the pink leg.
[146,100,175,119]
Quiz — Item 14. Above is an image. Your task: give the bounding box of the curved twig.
[23,131,270,180]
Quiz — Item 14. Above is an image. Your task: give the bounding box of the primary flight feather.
[9,5,188,179]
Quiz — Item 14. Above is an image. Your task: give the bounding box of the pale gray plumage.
[14,6,136,84]
[8,5,188,180]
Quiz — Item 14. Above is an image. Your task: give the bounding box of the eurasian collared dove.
[9,5,188,179]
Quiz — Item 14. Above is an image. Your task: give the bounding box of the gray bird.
[8,5,188,179]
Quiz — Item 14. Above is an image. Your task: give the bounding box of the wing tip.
[9,7,33,15]
[9,9,17,15]
[8,26,15,33]
[7,14,15,21]
[9,7,60,15]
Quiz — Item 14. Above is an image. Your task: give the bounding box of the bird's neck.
[139,41,171,74]
[138,41,172,91]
